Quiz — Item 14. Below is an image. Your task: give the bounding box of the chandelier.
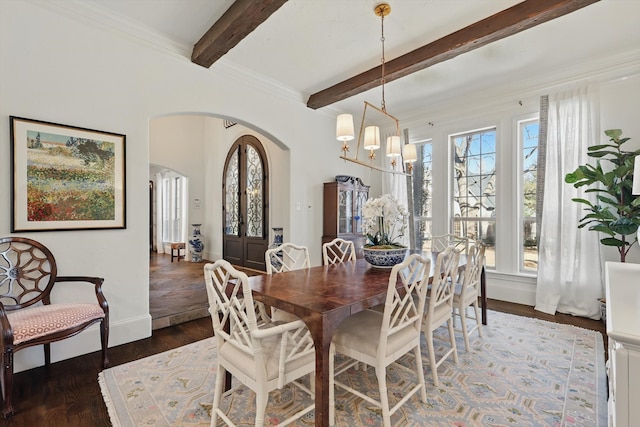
[335,3,416,175]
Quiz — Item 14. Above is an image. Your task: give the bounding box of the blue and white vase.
[363,246,408,268]
[189,223,204,262]
[270,227,284,248]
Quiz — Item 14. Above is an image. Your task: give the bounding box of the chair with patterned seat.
[0,237,109,418]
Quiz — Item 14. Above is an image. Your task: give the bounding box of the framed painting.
[10,116,126,232]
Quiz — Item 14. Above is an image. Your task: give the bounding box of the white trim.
[486,271,537,306]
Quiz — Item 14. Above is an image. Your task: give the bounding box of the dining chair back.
[422,245,460,386]
[265,242,310,274]
[329,254,430,427]
[453,242,485,350]
[204,259,315,427]
[431,233,469,254]
[322,238,356,265]
[264,242,310,322]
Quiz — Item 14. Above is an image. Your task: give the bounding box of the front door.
[222,135,269,271]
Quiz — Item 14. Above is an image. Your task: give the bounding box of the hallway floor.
[150,252,262,329]
[150,252,211,329]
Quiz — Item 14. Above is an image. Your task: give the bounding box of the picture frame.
[10,116,126,232]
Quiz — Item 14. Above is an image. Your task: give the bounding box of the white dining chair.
[265,242,310,273]
[431,233,469,254]
[453,243,485,351]
[265,242,310,322]
[322,237,356,265]
[329,254,430,427]
[422,246,460,386]
[204,259,315,427]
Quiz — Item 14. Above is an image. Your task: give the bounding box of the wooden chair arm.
[0,302,12,349]
[53,276,108,314]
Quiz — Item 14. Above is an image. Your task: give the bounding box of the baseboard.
[14,313,152,373]
[152,307,209,330]
[486,271,537,306]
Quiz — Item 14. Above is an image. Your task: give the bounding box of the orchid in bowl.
[362,194,409,248]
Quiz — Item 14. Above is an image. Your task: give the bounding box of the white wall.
[0,1,363,371]
[1,1,639,371]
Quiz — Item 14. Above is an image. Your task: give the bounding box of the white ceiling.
[58,0,640,122]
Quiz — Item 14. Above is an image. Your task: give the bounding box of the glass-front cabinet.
[323,177,369,260]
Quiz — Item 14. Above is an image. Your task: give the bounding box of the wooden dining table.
[246,252,486,427]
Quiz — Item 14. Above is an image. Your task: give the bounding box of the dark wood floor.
[4,254,607,426]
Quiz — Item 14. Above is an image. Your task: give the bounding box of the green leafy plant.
[565,129,640,262]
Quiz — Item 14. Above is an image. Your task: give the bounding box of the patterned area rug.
[99,310,607,426]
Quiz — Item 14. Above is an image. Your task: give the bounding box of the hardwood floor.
[149,251,211,329]
[3,255,607,426]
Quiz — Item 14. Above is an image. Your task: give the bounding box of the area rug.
[99,310,607,426]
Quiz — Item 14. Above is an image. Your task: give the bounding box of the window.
[410,141,433,250]
[520,118,539,272]
[452,128,496,268]
[160,172,187,244]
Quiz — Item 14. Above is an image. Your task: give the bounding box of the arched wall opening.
[149,112,291,263]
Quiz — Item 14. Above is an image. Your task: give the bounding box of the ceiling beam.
[192,0,288,68]
[306,0,600,109]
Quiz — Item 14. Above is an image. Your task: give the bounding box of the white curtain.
[155,172,164,254]
[383,171,411,248]
[535,86,602,319]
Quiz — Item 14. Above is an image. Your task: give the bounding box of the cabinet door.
[338,187,353,234]
[354,189,368,234]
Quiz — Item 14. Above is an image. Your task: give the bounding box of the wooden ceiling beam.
[306,0,600,109]
[191,0,288,68]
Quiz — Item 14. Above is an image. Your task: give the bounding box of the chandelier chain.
[380,12,386,112]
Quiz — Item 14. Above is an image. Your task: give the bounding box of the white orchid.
[362,194,408,248]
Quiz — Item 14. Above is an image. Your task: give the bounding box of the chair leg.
[210,365,225,427]
[1,350,14,418]
[375,365,392,427]
[425,329,439,387]
[447,319,459,364]
[99,319,110,368]
[44,343,51,366]
[254,387,268,427]
[413,345,428,403]
[460,306,471,351]
[473,301,483,337]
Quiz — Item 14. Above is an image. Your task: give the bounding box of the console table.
[604,261,640,427]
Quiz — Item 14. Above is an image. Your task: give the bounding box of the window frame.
[516,115,540,273]
[449,126,497,269]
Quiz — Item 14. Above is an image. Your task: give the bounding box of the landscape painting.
[10,116,126,231]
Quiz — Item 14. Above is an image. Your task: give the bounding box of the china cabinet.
[604,261,640,427]
[322,177,369,259]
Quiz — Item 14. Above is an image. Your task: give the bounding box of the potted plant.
[565,129,640,261]
[565,129,640,321]
[361,194,409,267]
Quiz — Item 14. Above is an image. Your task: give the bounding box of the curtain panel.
[535,86,603,319]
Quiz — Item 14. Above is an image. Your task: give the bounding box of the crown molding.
[400,49,640,129]
[32,0,304,109]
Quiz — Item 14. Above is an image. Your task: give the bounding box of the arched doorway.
[222,135,269,271]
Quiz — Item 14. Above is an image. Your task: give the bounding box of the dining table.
[246,251,486,427]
